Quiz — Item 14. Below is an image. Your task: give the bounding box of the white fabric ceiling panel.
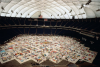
[1,0,12,3]
[31,11,41,18]
[45,9,57,19]
[1,2,9,8]
[27,10,39,18]
[84,7,96,18]
[0,3,1,15]
[42,10,56,19]
[22,9,36,18]
[64,6,73,19]
[68,3,81,19]
[41,12,50,18]
[59,6,70,19]
[1,1,18,16]
[89,5,100,17]
[53,7,65,18]
[48,8,60,19]
[1,0,100,19]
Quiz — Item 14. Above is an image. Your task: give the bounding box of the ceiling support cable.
[75,23,82,28]
[56,21,58,26]
[17,28,23,34]
[69,21,75,27]
[12,28,19,34]
[50,21,51,26]
[64,22,69,26]
[11,19,16,25]
[43,28,45,35]
[72,19,79,27]
[24,28,25,34]
[57,30,63,35]
[18,19,21,25]
[37,21,38,25]
[51,27,52,35]
[44,20,45,35]
[5,16,7,20]
[60,21,63,26]
[36,27,37,35]
[54,28,57,35]
[44,20,45,26]
[28,28,30,35]
[28,20,32,35]
[73,22,80,28]
[24,18,26,25]
[30,20,32,25]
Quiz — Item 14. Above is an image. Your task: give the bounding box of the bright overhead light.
[84,4,89,7]
[83,5,86,7]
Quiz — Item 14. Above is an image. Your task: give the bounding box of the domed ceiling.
[1,0,100,19]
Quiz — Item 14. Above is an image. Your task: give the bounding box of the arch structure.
[0,0,100,19]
